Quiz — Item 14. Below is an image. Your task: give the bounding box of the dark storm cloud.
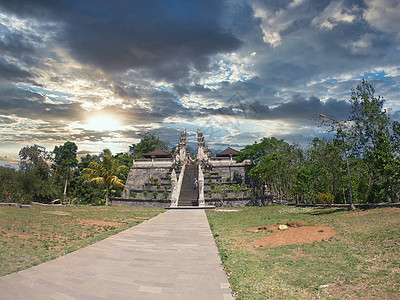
[0,85,83,122]
[198,94,349,122]
[89,91,193,126]
[0,29,36,58]
[112,84,142,100]
[267,95,350,121]
[0,58,33,81]
[0,0,241,80]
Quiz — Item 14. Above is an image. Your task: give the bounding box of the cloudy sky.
[1,0,399,165]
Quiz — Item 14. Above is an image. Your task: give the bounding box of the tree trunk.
[342,187,346,204]
[389,178,396,203]
[63,177,68,204]
[105,184,109,206]
[63,168,69,204]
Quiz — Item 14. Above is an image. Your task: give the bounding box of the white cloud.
[343,34,375,55]
[289,0,306,9]
[312,1,358,30]
[364,0,400,38]
[250,2,289,47]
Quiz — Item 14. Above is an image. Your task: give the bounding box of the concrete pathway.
[0,210,233,300]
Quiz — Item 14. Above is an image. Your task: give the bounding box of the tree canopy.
[83,149,129,206]
[129,132,169,158]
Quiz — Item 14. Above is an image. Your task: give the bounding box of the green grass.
[0,205,164,276]
[207,206,400,299]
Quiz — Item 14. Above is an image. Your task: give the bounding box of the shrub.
[152,191,158,198]
[317,192,334,204]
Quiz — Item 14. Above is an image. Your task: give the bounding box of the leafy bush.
[317,192,334,204]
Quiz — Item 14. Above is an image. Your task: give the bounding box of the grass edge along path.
[206,205,400,300]
[0,205,164,277]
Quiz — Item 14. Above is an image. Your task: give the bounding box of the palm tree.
[83,149,129,205]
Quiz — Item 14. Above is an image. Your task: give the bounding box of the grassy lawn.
[207,205,400,299]
[0,205,164,276]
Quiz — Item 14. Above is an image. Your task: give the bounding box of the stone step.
[178,164,199,206]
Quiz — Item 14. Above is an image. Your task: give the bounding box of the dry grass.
[207,205,400,299]
[0,205,164,276]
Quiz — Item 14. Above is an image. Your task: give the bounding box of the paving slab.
[0,209,233,300]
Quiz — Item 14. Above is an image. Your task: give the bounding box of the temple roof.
[216,147,239,157]
[142,148,172,158]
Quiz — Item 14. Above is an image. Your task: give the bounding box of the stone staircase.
[178,164,198,206]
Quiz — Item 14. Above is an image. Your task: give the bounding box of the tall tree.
[129,132,168,158]
[53,141,78,203]
[236,137,304,201]
[18,145,55,202]
[83,149,129,205]
[308,137,346,202]
[19,145,50,178]
[348,79,398,202]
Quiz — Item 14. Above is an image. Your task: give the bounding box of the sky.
[1,0,400,165]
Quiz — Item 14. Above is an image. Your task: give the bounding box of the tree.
[83,149,129,205]
[348,79,399,202]
[69,154,103,205]
[19,144,50,179]
[308,137,346,202]
[236,137,304,201]
[0,166,23,203]
[53,142,78,203]
[18,145,58,203]
[129,132,168,158]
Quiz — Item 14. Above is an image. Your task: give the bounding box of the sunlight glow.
[85,115,123,132]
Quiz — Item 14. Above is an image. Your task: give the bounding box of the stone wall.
[110,198,171,208]
[211,165,247,184]
[110,197,271,208]
[205,197,272,207]
[125,166,173,190]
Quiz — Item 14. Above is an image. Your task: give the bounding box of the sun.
[85,114,123,132]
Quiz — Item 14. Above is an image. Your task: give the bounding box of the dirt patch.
[249,221,307,232]
[41,211,72,216]
[346,210,375,217]
[242,223,336,248]
[77,219,121,228]
[346,207,400,218]
[385,207,400,214]
[5,232,34,239]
